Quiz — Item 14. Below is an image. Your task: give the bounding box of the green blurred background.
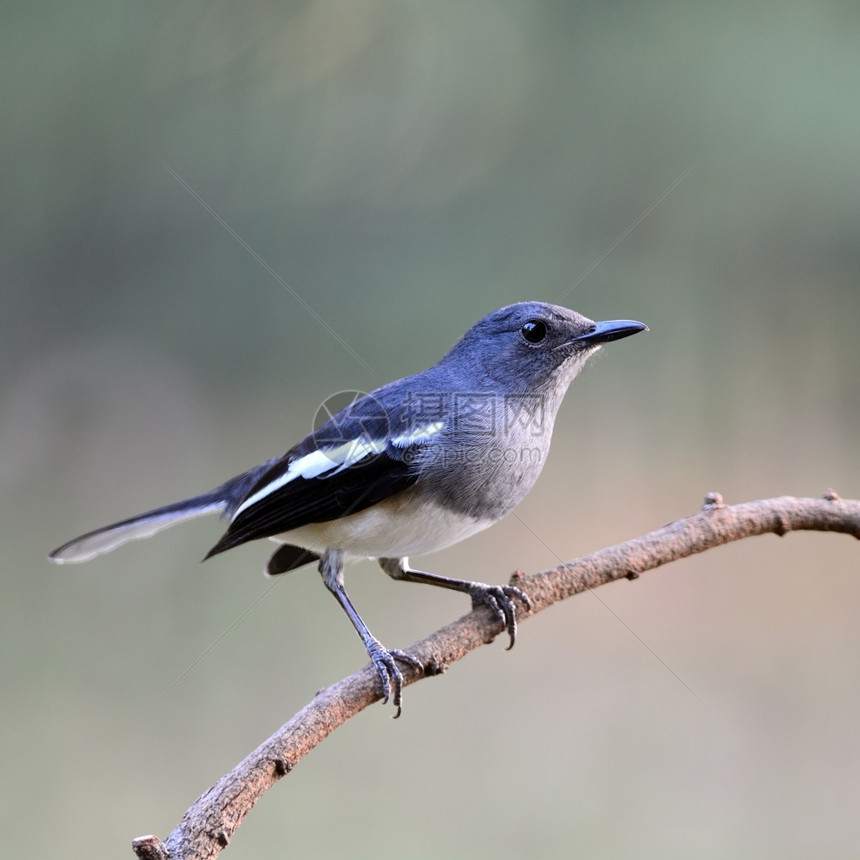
[3,2,859,857]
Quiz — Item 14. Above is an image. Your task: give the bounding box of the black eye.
[521,320,547,344]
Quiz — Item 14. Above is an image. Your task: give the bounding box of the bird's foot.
[467,583,532,649]
[366,640,423,718]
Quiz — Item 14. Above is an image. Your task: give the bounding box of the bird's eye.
[521,320,547,344]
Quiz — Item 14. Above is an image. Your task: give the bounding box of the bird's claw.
[468,583,532,649]
[367,642,423,718]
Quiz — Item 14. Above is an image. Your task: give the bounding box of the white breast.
[272,492,494,560]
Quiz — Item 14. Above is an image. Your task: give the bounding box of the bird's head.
[442,301,648,392]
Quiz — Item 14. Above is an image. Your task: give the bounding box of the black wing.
[204,447,417,558]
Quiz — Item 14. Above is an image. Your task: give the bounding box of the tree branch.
[132,491,860,860]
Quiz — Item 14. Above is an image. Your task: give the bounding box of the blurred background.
[2,2,859,858]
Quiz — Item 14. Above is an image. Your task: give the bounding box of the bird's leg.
[379,557,532,649]
[319,550,422,717]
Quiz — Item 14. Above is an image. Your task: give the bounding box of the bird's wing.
[205,406,446,557]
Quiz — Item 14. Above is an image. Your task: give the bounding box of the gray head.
[436,301,647,393]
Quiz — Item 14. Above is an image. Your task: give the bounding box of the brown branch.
[132,491,860,860]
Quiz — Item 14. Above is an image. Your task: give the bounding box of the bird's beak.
[571,319,648,347]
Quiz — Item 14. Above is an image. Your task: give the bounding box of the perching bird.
[50,302,647,714]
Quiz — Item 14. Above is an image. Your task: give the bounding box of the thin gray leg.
[319,550,422,717]
[379,556,532,649]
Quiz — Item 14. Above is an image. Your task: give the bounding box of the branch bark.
[132,491,860,860]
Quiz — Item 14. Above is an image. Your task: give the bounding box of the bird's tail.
[48,465,270,564]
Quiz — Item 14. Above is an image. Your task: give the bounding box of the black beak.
[572,319,648,347]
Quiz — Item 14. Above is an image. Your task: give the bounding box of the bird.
[49,301,647,715]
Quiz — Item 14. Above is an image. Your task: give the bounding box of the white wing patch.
[390,421,444,448]
[232,437,384,519]
[231,421,445,521]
